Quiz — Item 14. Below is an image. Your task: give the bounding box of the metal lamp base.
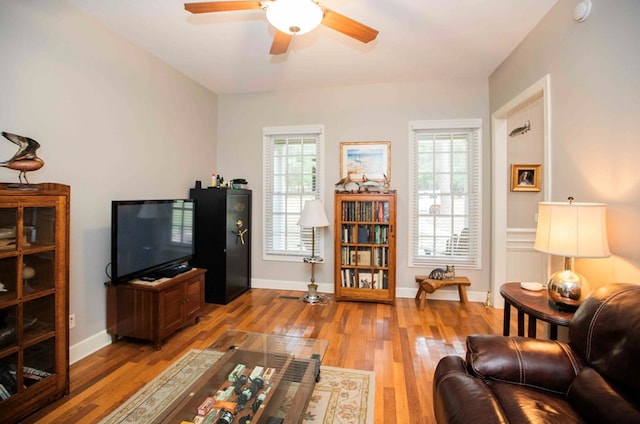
[547,268,588,312]
[302,282,323,304]
[303,293,323,303]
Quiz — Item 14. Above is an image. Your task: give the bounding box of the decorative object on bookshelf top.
[334,174,385,193]
[1,131,45,187]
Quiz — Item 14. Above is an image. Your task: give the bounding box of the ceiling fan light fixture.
[266,0,323,35]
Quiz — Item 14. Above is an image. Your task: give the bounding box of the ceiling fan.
[184,0,379,55]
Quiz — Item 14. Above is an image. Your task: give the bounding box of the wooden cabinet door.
[184,278,202,321]
[159,284,184,337]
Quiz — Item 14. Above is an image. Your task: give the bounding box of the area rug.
[99,349,374,424]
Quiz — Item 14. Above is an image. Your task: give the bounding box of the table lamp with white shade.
[534,197,610,312]
[297,199,330,304]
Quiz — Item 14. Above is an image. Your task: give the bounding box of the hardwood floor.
[24,288,524,424]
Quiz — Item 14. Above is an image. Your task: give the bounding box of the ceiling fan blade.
[270,30,293,55]
[184,1,263,14]
[321,9,378,43]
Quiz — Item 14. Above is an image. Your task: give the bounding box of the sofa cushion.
[466,335,584,395]
[568,366,640,424]
[491,382,586,424]
[569,283,640,396]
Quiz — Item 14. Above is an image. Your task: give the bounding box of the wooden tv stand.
[105,268,205,350]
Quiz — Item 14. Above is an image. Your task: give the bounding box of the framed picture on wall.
[340,141,390,182]
[511,164,541,192]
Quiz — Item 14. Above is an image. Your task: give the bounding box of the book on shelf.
[0,383,11,400]
[357,225,369,243]
[341,225,352,243]
[341,247,352,265]
[341,269,356,287]
[379,270,388,289]
[0,364,16,397]
[23,366,51,379]
[372,225,389,244]
[373,247,388,267]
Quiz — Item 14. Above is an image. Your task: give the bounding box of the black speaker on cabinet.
[189,187,251,304]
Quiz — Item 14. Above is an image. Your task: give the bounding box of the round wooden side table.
[500,282,575,340]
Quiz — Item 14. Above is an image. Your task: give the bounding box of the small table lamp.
[534,197,610,311]
[297,199,330,303]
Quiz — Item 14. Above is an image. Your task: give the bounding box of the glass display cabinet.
[0,183,70,424]
[334,190,396,304]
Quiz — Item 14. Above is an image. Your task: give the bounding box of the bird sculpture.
[358,175,381,192]
[1,132,44,184]
[335,175,350,189]
[382,173,390,193]
[335,175,360,193]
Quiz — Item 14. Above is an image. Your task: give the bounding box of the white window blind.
[171,200,193,245]
[409,119,482,268]
[263,125,324,260]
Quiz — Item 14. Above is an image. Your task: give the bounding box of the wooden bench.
[414,275,471,308]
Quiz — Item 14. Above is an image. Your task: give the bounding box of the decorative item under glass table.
[155,330,329,424]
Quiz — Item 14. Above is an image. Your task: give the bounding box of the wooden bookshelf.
[334,191,396,304]
[0,183,70,423]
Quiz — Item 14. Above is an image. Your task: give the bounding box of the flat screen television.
[111,199,195,284]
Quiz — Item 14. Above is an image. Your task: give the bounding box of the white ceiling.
[65,0,558,94]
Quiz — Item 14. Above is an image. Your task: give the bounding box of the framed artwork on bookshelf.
[350,250,371,266]
[340,141,390,182]
[510,164,541,192]
[358,272,377,289]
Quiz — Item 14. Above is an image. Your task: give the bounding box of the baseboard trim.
[71,282,491,363]
[70,330,112,364]
[251,278,489,303]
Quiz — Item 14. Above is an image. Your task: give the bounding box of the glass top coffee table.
[155,330,329,424]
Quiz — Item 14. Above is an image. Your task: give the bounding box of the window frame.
[408,119,482,268]
[262,124,325,262]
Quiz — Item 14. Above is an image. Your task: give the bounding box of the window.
[409,119,482,268]
[171,200,194,245]
[263,125,324,260]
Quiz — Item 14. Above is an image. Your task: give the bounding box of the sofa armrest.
[466,335,584,395]
[568,367,640,424]
[434,355,508,424]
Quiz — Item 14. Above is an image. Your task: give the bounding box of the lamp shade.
[298,199,329,228]
[266,0,324,35]
[534,201,610,258]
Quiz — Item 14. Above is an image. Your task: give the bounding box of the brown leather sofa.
[433,283,640,423]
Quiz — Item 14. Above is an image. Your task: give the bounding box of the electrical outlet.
[69,313,76,329]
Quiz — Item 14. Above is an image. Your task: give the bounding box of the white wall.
[217,80,491,299]
[490,0,640,288]
[0,1,218,360]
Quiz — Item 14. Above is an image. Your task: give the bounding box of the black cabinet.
[189,188,251,304]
